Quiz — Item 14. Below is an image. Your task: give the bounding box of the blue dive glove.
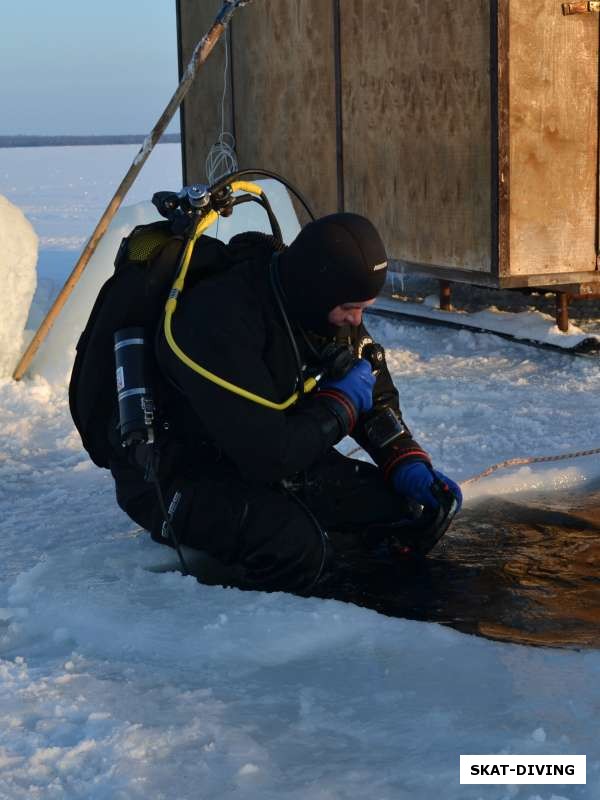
[320,358,375,413]
[391,462,463,512]
[317,359,376,433]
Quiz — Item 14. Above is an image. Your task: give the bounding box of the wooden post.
[12,0,251,381]
[439,280,452,311]
[556,292,570,332]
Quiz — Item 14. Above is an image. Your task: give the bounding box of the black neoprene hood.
[277,213,388,333]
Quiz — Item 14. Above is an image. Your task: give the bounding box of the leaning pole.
[13,0,253,381]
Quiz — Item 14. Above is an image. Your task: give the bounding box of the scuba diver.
[69,176,462,596]
[103,210,462,594]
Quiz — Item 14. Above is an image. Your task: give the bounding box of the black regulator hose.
[269,254,305,398]
[210,168,316,222]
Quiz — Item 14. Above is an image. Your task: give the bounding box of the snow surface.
[1,146,599,799]
[0,144,182,255]
[0,196,37,377]
[375,295,600,350]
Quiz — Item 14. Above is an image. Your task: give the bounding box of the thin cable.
[281,485,330,594]
[269,255,305,396]
[206,133,238,187]
[205,34,238,184]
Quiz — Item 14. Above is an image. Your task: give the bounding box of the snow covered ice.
[374,294,600,351]
[0,144,599,799]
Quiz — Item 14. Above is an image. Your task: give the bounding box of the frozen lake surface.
[0,144,599,799]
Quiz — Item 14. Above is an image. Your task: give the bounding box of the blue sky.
[2,2,180,135]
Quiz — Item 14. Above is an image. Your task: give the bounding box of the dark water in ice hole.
[157,479,600,649]
[318,479,600,649]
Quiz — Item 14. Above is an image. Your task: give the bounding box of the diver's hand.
[317,359,375,432]
[391,462,462,513]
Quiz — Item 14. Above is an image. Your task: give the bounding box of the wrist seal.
[317,389,357,434]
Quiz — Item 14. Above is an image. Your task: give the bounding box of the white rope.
[461,447,600,486]
[205,33,238,184]
[343,444,600,486]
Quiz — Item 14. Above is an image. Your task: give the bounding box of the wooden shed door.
[509,0,599,276]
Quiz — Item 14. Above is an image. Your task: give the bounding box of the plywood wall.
[179,0,493,267]
[178,0,233,185]
[509,0,598,275]
[178,0,337,218]
[231,1,338,219]
[340,0,492,271]
[177,2,499,271]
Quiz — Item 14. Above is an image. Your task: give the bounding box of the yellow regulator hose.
[163,182,318,410]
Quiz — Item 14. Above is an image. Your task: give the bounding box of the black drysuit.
[109,248,429,593]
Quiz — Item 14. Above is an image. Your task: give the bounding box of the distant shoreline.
[0,134,181,149]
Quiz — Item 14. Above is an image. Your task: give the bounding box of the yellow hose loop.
[163,197,317,410]
[229,180,264,196]
[164,310,317,409]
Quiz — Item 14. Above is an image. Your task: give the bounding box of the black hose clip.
[361,342,385,375]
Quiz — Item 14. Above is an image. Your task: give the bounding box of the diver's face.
[327,299,376,328]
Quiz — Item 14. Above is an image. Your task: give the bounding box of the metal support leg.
[440,280,452,311]
[556,292,570,332]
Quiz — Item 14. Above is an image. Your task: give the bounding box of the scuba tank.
[113,327,156,448]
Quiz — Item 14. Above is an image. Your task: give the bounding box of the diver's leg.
[156,478,328,594]
[290,450,451,560]
[293,449,411,530]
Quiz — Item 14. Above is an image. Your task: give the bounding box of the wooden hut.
[176,0,600,327]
